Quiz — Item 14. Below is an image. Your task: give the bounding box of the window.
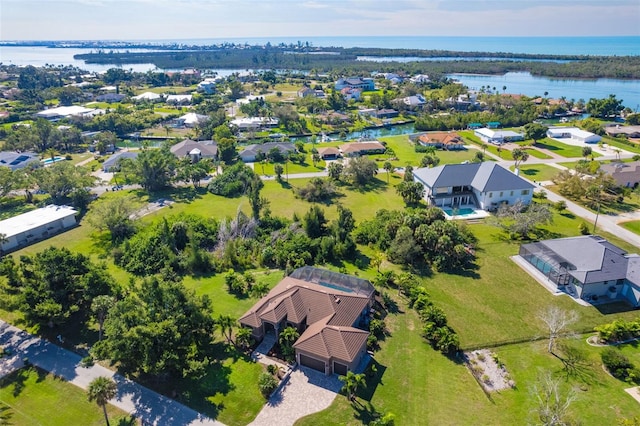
[522,189,530,195]
[510,191,514,196]
[499,191,503,197]
[488,192,493,198]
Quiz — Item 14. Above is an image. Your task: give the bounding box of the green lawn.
[534,138,602,159]
[513,143,554,159]
[510,164,562,182]
[619,220,640,236]
[459,130,515,160]
[378,135,478,167]
[0,367,132,426]
[602,135,640,154]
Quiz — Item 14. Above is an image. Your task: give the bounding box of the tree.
[494,201,552,239]
[473,151,485,163]
[343,156,378,187]
[176,157,212,188]
[581,146,593,160]
[538,306,579,353]
[524,123,548,144]
[247,175,267,220]
[586,94,623,118]
[303,205,328,238]
[327,162,343,181]
[383,161,394,183]
[532,371,578,426]
[512,148,529,172]
[87,196,139,242]
[279,326,299,359]
[396,181,425,205]
[420,154,440,169]
[91,295,115,341]
[127,146,176,192]
[339,371,366,401]
[34,162,95,204]
[92,276,215,380]
[87,376,117,426]
[217,314,236,345]
[274,164,284,181]
[235,326,254,349]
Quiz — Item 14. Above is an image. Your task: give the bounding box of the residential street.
[0,320,224,426]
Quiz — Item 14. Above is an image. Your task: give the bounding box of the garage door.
[334,362,348,376]
[299,354,325,372]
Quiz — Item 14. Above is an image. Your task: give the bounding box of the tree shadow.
[115,415,138,426]
[358,359,387,402]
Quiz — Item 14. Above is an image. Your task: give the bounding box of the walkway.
[0,320,224,426]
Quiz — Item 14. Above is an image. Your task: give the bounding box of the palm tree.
[235,327,254,350]
[87,376,117,426]
[217,314,236,345]
[91,295,115,341]
[279,326,299,358]
[339,371,366,401]
[383,161,393,183]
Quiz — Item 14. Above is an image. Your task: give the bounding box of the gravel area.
[464,349,515,392]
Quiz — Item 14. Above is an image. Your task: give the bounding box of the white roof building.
[132,92,162,101]
[474,128,524,144]
[35,106,101,120]
[0,205,78,252]
[165,94,193,104]
[230,117,279,130]
[547,127,602,144]
[174,113,209,128]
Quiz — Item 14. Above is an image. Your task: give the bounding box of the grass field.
[459,130,515,160]
[602,135,640,154]
[510,164,562,182]
[619,220,640,236]
[534,138,602,159]
[0,367,132,426]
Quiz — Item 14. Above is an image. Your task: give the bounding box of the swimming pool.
[41,156,65,165]
[443,207,476,217]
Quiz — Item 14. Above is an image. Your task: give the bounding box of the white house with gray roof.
[413,162,534,211]
[519,236,640,307]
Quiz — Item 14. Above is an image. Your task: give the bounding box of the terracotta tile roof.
[294,318,369,363]
[318,147,340,156]
[418,132,463,146]
[340,141,385,154]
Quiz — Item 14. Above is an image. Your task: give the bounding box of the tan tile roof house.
[417,132,465,150]
[239,267,375,375]
[317,147,341,160]
[340,141,386,157]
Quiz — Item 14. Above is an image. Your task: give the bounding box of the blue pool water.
[443,208,476,217]
[41,156,65,165]
[319,281,354,293]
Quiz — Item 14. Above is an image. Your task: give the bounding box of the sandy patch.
[624,387,640,404]
[464,349,515,392]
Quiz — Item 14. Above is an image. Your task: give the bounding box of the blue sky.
[1,0,639,41]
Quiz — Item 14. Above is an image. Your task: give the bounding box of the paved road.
[0,320,224,426]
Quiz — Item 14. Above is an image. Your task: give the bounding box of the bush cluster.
[595,318,640,343]
[601,348,640,384]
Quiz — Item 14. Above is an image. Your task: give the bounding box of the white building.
[546,127,602,144]
[174,112,208,128]
[132,92,162,102]
[197,78,217,94]
[35,106,101,121]
[230,117,279,130]
[0,205,77,252]
[165,94,193,105]
[474,128,524,144]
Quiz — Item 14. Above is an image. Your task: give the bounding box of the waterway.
[448,72,640,111]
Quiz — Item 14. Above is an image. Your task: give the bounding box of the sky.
[1,0,639,41]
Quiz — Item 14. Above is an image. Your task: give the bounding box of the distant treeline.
[74,46,640,80]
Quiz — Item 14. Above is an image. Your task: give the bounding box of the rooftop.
[0,205,77,239]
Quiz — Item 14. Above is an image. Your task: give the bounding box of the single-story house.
[413,162,535,210]
[239,142,296,162]
[358,108,377,118]
[101,151,139,172]
[600,161,640,188]
[230,117,279,131]
[318,112,351,124]
[410,74,430,84]
[468,122,483,130]
[474,128,524,144]
[401,95,426,108]
[417,132,465,150]
[546,127,602,144]
[0,151,40,170]
[0,205,77,253]
[340,87,362,101]
[95,93,126,103]
[519,236,640,307]
[170,139,218,161]
[605,125,640,139]
[317,147,341,160]
[297,87,315,98]
[335,77,375,91]
[132,92,162,102]
[376,109,399,119]
[174,112,208,128]
[486,121,501,129]
[340,141,386,157]
[239,266,374,375]
[35,106,100,121]
[165,94,193,105]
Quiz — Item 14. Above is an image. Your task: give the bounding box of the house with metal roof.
[239,267,374,375]
[546,127,601,144]
[335,77,375,92]
[474,128,524,145]
[519,236,640,307]
[0,151,40,171]
[0,205,77,253]
[101,151,139,172]
[170,139,218,162]
[600,161,640,188]
[413,162,534,211]
[238,142,296,162]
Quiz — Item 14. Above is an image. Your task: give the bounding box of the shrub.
[267,364,278,375]
[80,355,94,368]
[595,318,640,343]
[579,221,590,235]
[258,372,279,397]
[367,334,379,350]
[601,347,637,382]
[369,319,386,338]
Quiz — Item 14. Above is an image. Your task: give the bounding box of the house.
[0,151,40,170]
[132,92,162,102]
[401,95,426,108]
[174,112,208,128]
[340,87,362,101]
[410,74,430,84]
[518,236,640,307]
[605,125,640,139]
[318,111,351,124]
[95,93,126,103]
[170,139,218,162]
[165,94,193,105]
[376,109,399,119]
[197,78,217,95]
[468,122,483,130]
[474,128,524,144]
[358,108,377,118]
[0,205,78,253]
[230,117,279,131]
[335,77,375,92]
[297,87,315,98]
[35,106,100,121]
[239,142,296,162]
[546,127,602,144]
[239,267,374,375]
[317,147,341,160]
[413,162,535,210]
[600,161,640,188]
[101,151,139,172]
[486,121,501,129]
[340,141,386,157]
[417,132,466,150]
